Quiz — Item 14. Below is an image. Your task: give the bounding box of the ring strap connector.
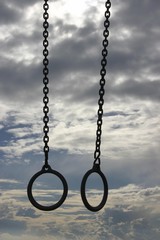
[42,163,51,171]
[93,163,101,171]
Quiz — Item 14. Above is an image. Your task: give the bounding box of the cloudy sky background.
[0,0,160,239]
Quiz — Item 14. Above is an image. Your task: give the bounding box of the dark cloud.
[0,20,101,106]
[1,0,159,106]
[0,59,41,103]
[51,19,78,37]
[101,204,160,240]
[49,22,100,77]
[16,207,41,218]
[0,2,21,24]
[0,0,159,108]
[107,79,160,102]
[0,203,27,234]
[104,111,130,117]
[117,0,160,29]
[3,30,42,50]
[0,219,26,234]
[108,0,160,83]
[6,0,40,8]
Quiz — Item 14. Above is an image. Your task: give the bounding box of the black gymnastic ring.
[27,165,68,211]
[80,164,108,212]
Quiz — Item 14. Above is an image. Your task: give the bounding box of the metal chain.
[94,0,111,165]
[43,0,50,167]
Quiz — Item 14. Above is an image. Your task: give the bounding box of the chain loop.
[43,0,49,167]
[94,0,111,165]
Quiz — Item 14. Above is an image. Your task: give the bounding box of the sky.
[0,0,160,239]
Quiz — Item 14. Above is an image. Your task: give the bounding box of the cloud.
[1,185,159,239]
[0,1,103,105]
[0,2,21,25]
[0,219,26,234]
[0,0,160,105]
[99,185,160,240]
[107,79,160,102]
[104,110,130,117]
[0,179,20,184]
[0,0,160,238]
[0,202,27,235]
[16,208,40,218]
[6,0,40,8]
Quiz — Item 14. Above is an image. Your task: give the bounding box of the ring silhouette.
[27,165,68,211]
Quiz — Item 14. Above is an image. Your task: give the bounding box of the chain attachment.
[94,0,111,165]
[43,0,50,168]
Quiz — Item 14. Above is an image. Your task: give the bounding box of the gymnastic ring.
[27,165,68,211]
[81,164,108,212]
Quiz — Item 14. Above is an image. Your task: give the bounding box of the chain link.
[94,0,111,165]
[42,0,110,167]
[43,0,50,167]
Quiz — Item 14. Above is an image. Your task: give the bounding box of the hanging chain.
[94,0,111,165]
[43,0,50,167]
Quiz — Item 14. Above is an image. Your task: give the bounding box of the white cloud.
[0,179,20,184]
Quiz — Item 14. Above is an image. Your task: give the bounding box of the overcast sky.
[0,0,160,239]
